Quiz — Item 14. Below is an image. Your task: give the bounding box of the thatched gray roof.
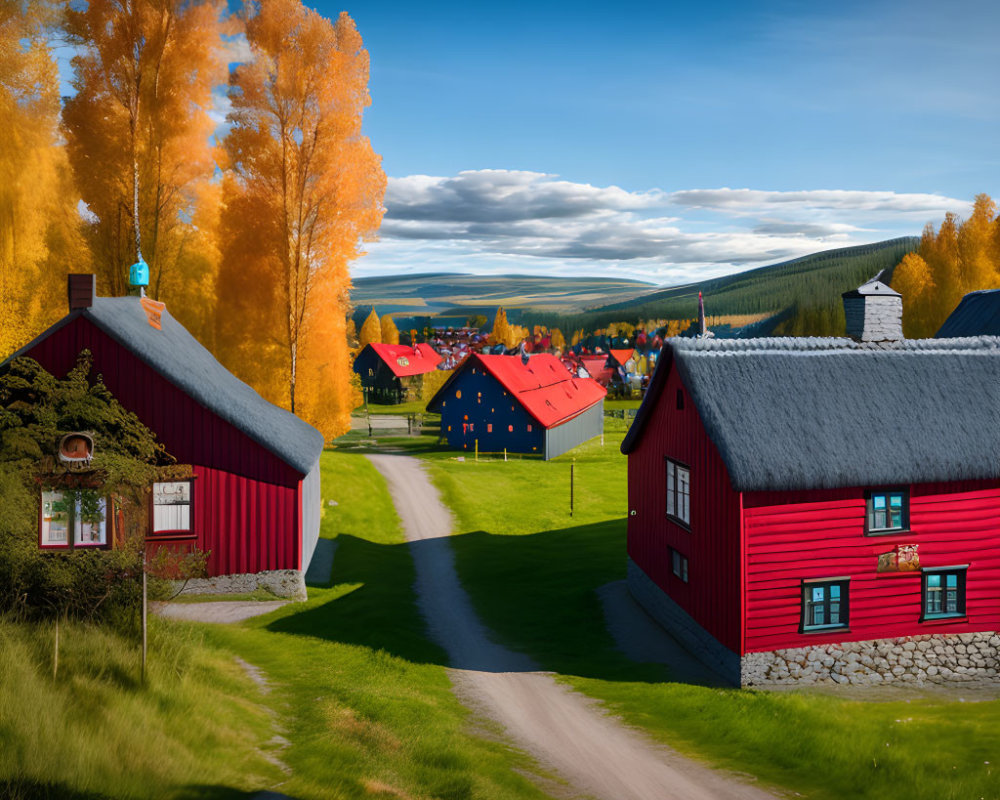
[5,297,324,475]
[937,290,1000,338]
[623,336,1000,492]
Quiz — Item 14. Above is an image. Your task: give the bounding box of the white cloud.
[356,170,971,284]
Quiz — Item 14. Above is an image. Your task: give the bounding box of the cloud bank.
[356,169,970,284]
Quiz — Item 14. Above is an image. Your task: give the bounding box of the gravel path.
[155,600,288,623]
[367,454,779,800]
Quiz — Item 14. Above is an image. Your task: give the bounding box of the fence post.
[570,462,575,517]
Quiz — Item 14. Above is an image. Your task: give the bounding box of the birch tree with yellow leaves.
[63,0,230,317]
[217,0,385,438]
[0,1,86,356]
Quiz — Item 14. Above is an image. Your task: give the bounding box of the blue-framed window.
[866,490,908,534]
[801,578,849,632]
[922,568,966,620]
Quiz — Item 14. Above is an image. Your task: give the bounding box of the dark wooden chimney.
[67,274,96,312]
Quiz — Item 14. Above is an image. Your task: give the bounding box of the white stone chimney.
[842,272,903,342]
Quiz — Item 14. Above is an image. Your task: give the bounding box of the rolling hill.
[350,237,920,336]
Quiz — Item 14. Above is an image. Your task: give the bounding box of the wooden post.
[141,566,147,684]
[570,462,575,517]
[475,439,479,462]
[504,447,507,462]
[53,616,59,681]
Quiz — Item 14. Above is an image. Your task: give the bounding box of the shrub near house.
[623,277,1000,685]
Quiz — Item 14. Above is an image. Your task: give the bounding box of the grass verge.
[427,421,1000,800]
[0,617,281,799]
[194,451,552,800]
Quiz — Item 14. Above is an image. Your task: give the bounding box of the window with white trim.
[665,458,690,526]
[866,489,908,534]
[152,481,193,535]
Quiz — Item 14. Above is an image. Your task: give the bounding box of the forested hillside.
[526,238,919,336]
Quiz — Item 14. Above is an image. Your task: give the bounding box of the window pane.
[889,509,903,528]
[812,606,825,626]
[945,589,957,613]
[829,602,840,624]
[830,585,840,599]
[812,587,825,603]
[946,574,957,588]
[682,560,688,582]
[927,574,941,588]
[889,494,902,508]
[666,462,675,516]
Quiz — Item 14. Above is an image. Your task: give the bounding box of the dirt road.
[367,454,778,800]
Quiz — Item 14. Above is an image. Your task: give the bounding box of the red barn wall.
[743,481,1000,653]
[24,315,304,574]
[626,363,743,653]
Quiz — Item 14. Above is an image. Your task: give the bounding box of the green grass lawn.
[194,451,552,800]
[0,617,282,799]
[426,421,1000,800]
[352,400,434,416]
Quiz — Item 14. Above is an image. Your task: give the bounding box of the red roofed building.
[427,353,606,459]
[353,343,443,404]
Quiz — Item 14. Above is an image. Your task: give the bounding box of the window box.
[665,458,690,527]
[800,577,850,632]
[865,489,909,535]
[921,567,967,621]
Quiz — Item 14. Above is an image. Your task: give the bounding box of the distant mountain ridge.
[351,237,920,336]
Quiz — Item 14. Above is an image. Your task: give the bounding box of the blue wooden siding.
[438,368,546,454]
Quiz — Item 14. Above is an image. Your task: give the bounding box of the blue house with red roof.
[427,353,606,459]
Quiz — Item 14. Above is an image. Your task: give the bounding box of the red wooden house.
[622,280,1000,686]
[5,276,324,598]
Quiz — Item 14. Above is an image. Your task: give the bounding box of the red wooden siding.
[24,315,304,574]
[743,480,1000,653]
[146,465,301,574]
[626,363,743,653]
[23,316,301,486]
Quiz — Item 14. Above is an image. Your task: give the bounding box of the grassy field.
[195,451,552,800]
[426,422,1000,800]
[0,617,282,799]
[1,452,553,800]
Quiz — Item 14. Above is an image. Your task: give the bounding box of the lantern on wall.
[58,433,94,468]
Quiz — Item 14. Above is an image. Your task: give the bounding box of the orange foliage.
[381,314,399,345]
[891,194,1000,337]
[63,0,229,301]
[217,1,385,439]
[0,1,85,357]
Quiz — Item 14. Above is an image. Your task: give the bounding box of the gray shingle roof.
[623,336,1000,492]
[7,297,324,475]
[936,289,1000,338]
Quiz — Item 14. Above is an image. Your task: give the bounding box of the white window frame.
[666,458,691,526]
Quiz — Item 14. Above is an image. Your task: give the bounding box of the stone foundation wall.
[627,558,741,685]
[174,569,307,601]
[743,633,1000,686]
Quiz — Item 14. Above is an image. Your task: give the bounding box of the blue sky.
[61,0,999,285]
[319,0,997,284]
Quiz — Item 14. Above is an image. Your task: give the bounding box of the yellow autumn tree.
[891,194,1000,336]
[63,0,229,303]
[0,1,85,357]
[217,1,386,439]
[891,252,936,338]
[491,307,510,347]
[359,309,381,348]
[381,314,399,345]
[550,328,566,351]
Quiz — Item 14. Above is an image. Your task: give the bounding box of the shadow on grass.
[0,780,113,800]
[267,520,714,687]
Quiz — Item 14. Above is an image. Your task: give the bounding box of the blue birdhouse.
[129,260,149,287]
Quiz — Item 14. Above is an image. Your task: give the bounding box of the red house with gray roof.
[4,275,324,598]
[427,353,606,459]
[622,278,1000,686]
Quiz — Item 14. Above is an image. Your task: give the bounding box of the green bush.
[0,352,197,624]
